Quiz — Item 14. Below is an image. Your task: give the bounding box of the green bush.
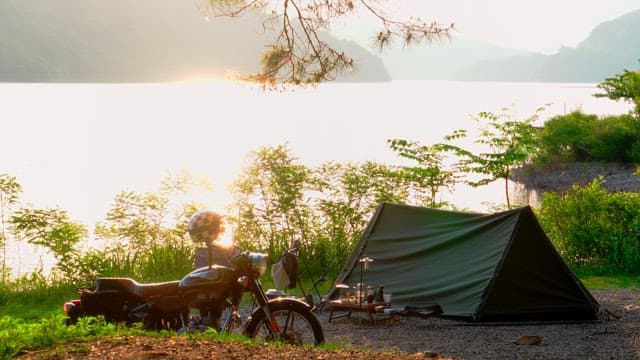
[537,178,640,274]
[538,111,640,163]
[590,114,640,162]
[538,111,597,162]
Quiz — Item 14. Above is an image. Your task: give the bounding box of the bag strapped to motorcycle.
[270,240,332,310]
[271,241,299,291]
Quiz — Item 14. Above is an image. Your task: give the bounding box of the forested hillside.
[455,9,640,82]
[2,1,638,83]
[0,0,389,82]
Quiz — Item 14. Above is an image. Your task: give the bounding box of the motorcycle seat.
[96,277,137,294]
[134,281,181,299]
[95,277,181,299]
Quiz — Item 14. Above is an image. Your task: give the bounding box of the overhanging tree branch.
[199,0,454,85]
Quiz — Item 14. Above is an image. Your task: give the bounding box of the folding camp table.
[329,301,443,325]
[328,300,386,322]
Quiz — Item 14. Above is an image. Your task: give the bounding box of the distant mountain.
[455,9,640,82]
[0,0,390,83]
[379,37,532,81]
[3,1,638,84]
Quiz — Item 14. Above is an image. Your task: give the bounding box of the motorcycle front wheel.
[244,300,324,345]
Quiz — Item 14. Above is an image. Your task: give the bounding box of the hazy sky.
[336,0,640,53]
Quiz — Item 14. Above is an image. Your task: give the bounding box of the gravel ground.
[15,290,639,359]
[318,289,640,359]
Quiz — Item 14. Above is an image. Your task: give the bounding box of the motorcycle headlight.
[248,252,268,276]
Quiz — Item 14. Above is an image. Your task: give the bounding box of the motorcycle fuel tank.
[179,264,235,288]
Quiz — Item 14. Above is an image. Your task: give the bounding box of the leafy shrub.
[590,114,640,162]
[538,111,640,163]
[537,178,640,274]
[538,111,597,162]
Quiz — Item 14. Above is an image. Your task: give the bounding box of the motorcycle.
[63,212,324,346]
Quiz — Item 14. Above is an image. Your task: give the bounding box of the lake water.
[0,80,633,275]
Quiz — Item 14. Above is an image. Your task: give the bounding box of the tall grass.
[137,243,195,282]
[78,241,195,284]
[0,272,75,320]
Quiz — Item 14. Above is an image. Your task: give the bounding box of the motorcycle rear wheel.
[244,300,324,345]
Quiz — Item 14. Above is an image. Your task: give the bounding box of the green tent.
[329,202,600,322]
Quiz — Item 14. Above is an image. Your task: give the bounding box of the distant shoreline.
[512,162,640,194]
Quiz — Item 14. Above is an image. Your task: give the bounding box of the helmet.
[187,210,223,243]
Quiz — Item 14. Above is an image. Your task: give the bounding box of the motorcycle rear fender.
[80,289,136,322]
[63,300,81,315]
